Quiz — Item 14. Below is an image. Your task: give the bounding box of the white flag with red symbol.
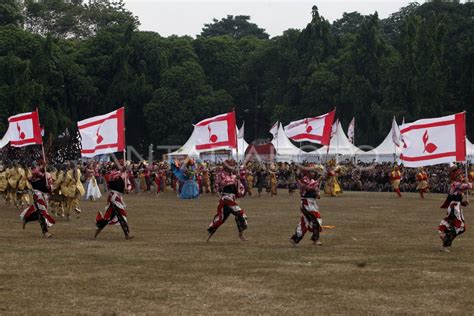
[195,111,237,151]
[78,108,125,158]
[284,109,336,145]
[0,111,43,149]
[399,112,466,167]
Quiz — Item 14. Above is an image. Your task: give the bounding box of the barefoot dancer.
[290,165,323,246]
[20,166,55,238]
[94,168,134,240]
[207,160,248,241]
[438,169,471,252]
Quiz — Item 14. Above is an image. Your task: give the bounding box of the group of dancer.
[1,158,471,252]
[0,160,133,240]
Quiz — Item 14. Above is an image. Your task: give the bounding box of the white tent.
[271,123,306,162]
[465,138,474,163]
[167,126,248,161]
[359,125,402,163]
[167,128,200,158]
[306,121,364,161]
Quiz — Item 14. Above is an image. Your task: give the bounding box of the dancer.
[438,169,471,252]
[269,164,278,197]
[390,163,402,198]
[16,162,32,207]
[0,163,7,203]
[171,158,199,199]
[94,167,134,240]
[324,160,342,197]
[416,167,429,199]
[62,162,85,220]
[84,163,102,201]
[207,159,248,241]
[290,165,324,246]
[20,167,55,238]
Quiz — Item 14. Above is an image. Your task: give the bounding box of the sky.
[124,0,414,38]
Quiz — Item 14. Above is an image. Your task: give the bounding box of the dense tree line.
[0,0,473,156]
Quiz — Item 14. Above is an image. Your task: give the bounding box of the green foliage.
[0,1,473,154]
[200,15,269,40]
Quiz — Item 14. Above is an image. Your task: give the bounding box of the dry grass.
[0,190,473,315]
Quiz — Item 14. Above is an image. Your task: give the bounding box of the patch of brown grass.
[0,191,473,314]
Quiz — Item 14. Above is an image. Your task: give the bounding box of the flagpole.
[276,122,279,163]
[36,107,48,187]
[123,106,128,192]
[234,109,238,164]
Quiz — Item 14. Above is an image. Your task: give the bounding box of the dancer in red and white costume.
[94,167,134,240]
[207,160,248,241]
[438,169,471,252]
[290,165,323,246]
[20,166,55,238]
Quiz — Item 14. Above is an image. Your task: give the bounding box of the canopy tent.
[466,138,474,162]
[306,121,365,161]
[271,123,306,162]
[357,125,402,163]
[166,126,248,161]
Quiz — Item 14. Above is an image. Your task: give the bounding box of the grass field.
[1,190,473,315]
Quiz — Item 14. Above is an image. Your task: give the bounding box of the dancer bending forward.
[438,170,471,252]
[20,167,55,238]
[290,165,323,246]
[94,169,133,240]
[207,160,248,241]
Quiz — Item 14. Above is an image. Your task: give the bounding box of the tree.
[0,0,23,26]
[200,15,269,40]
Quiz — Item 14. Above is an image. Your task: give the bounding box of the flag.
[195,111,237,151]
[269,122,279,138]
[391,117,401,146]
[399,112,466,167]
[347,117,355,143]
[238,122,245,139]
[0,111,43,149]
[78,108,125,158]
[284,109,336,145]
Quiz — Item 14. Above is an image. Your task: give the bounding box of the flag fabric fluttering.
[399,112,466,167]
[347,117,355,144]
[269,122,279,138]
[391,117,401,147]
[0,111,43,149]
[284,109,336,145]
[238,121,245,139]
[195,111,237,151]
[77,108,125,158]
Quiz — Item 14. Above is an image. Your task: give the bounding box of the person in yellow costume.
[16,165,32,207]
[0,163,7,203]
[6,163,19,206]
[390,163,403,198]
[269,164,278,197]
[61,162,85,220]
[324,160,342,197]
[49,167,66,217]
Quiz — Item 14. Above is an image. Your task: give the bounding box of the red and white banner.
[284,109,336,145]
[78,108,125,158]
[195,111,237,151]
[399,112,466,167]
[0,111,43,149]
